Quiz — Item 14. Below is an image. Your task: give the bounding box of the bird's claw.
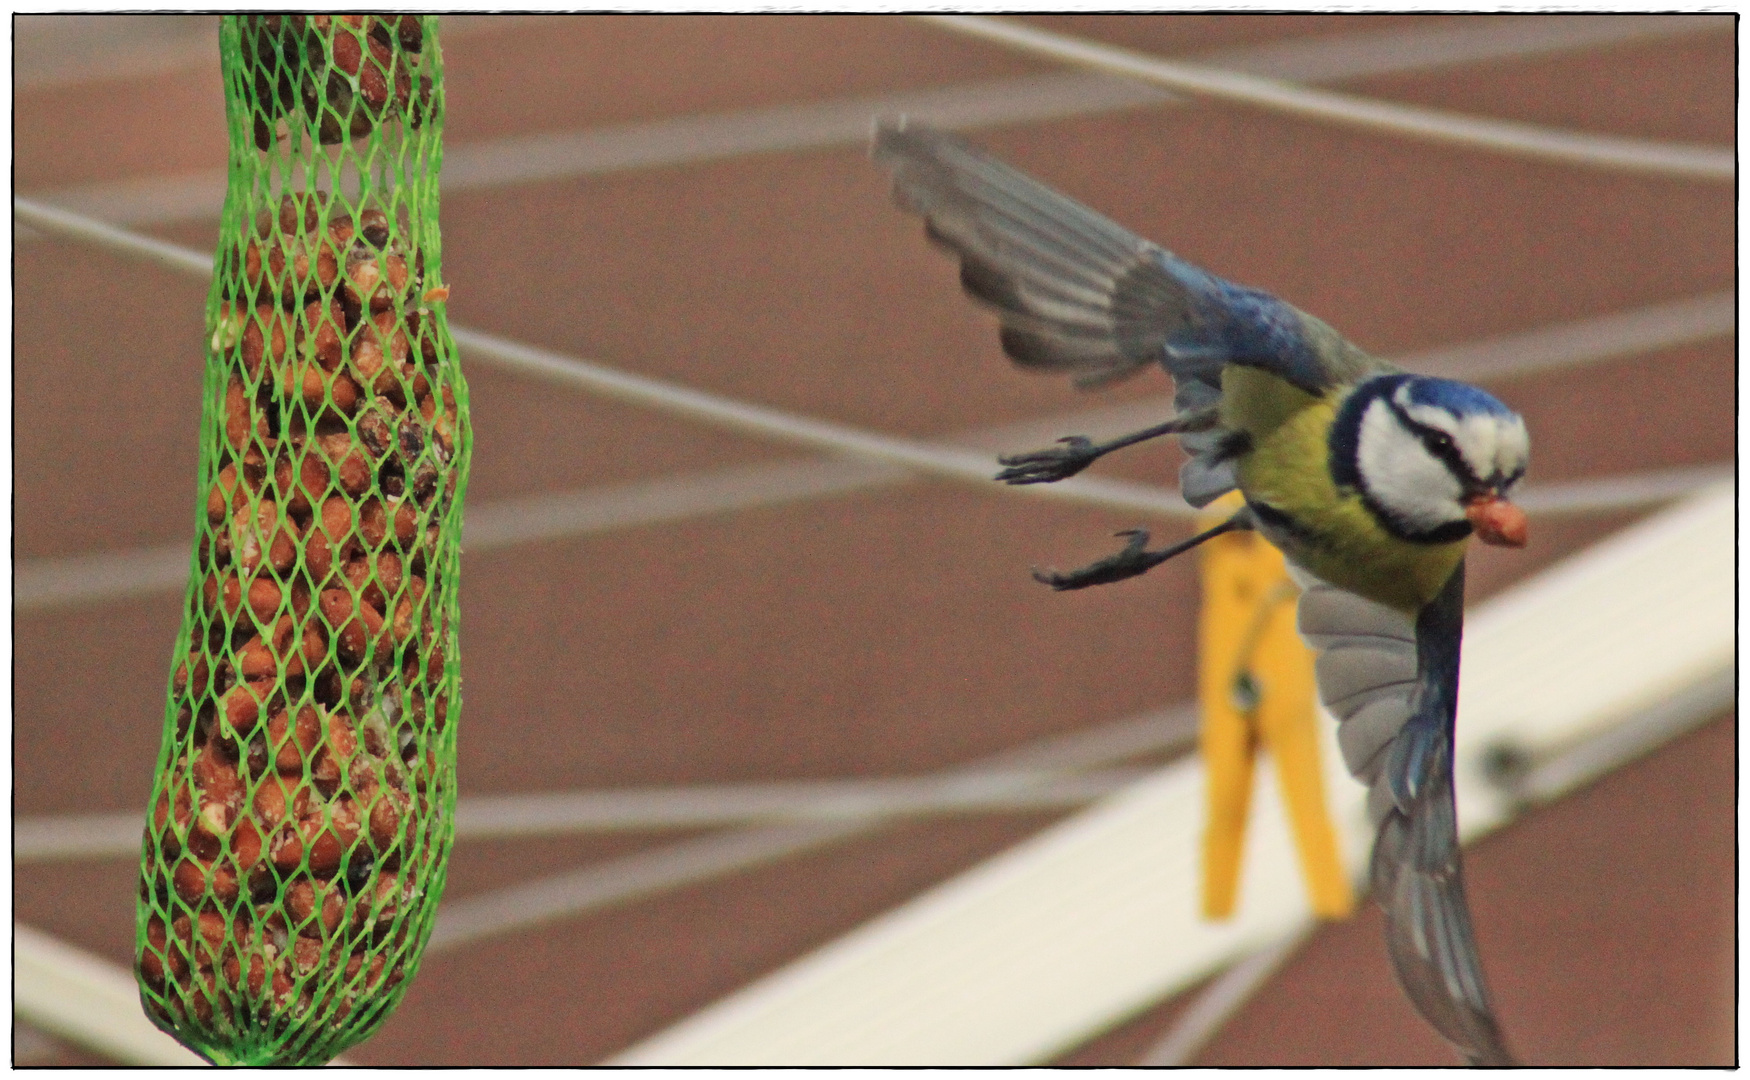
[1030,529,1155,591]
[995,435,1099,484]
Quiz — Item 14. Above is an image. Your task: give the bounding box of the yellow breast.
[1221,367,1467,613]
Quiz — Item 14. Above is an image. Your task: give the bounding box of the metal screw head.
[1230,671,1262,714]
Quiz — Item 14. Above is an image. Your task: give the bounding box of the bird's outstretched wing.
[870,118,1379,506]
[1296,564,1515,1066]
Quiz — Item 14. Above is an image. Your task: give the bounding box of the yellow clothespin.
[1196,492,1354,920]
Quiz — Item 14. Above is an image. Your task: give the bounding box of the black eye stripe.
[1385,398,1476,483]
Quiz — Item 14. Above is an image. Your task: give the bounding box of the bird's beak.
[1465,494,1528,547]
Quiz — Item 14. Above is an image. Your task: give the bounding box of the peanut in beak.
[1465,494,1528,548]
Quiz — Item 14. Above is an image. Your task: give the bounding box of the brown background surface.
[13,14,1734,1066]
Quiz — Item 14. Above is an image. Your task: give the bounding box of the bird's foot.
[1031,529,1158,590]
[1029,512,1252,592]
[995,436,1100,484]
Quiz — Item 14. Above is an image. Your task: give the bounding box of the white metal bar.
[12,204,1733,604]
[423,705,1199,954]
[610,748,1325,1065]
[13,14,515,92]
[1193,14,1731,85]
[14,451,1729,615]
[606,482,1734,1065]
[11,196,1730,514]
[1501,663,1734,805]
[20,74,1158,235]
[1509,463,1733,516]
[15,925,210,1066]
[17,576,1729,857]
[1407,292,1735,382]
[13,195,1187,520]
[444,288,1735,503]
[424,819,880,954]
[11,458,904,613]
[1449,482,1735,836]
[458,456,903,549]
[1136,923,1314,1066]
[12,197,214,275]
[15,14,218,90]
[920,15,1735,181]
[14,924,358,1067]
[11,198,1734,614]
[453,768,1154,838]
[1131,652,1734,1066]
[444,323,1182,514]
[16,766,1158,863]
[21,15,1726,231]
[15,542,194,613]
[15,811,145,862]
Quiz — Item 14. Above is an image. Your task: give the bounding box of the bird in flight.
[873,119,1528,1067]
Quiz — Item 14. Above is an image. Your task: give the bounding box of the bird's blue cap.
[1400,377,1517,417]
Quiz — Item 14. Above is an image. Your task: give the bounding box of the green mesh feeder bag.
[135,14,470,1065]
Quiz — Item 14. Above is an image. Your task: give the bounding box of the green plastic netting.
[135,14,469,1066]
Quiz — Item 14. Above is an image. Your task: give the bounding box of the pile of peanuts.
[240,13,434,150]
[137,189,461,1052]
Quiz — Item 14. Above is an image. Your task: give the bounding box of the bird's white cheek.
[1497,419,1530,481]
[1453,414,1525,485]
[1356,406,1465,530]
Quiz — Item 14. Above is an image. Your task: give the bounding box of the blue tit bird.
[872,119,1530,1067]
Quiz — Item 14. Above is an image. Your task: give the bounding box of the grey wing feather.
[1177,451,1242,509]
[1293,565,1516,1066]
[873,118,1195,390]
[1371,739,1515,1066]
[1290,566,1417,822]
[872,119,1373,507]
[1176,389,1241,506]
